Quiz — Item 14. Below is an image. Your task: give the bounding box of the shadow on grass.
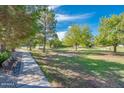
[33,51,124,88]
[79,49,124,56]
[52,48,124,56]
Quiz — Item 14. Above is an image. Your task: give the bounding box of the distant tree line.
[63,13,124,52]
[0,6,124,53]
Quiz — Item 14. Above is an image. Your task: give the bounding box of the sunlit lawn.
[32,46,124,87]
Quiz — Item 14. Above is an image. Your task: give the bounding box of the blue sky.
[49,5,124,40]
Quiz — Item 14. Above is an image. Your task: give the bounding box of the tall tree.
[97,13,124,53]
[64,24,81,51]
[38,7,56,53]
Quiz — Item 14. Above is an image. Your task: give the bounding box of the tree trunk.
[113,44,117,53]
[43,36,46,53]
[43,18,47,53]
[0,43,6,52]
[29,45,32,51]
[49,42,52,48]
[29,40,32,51]
[75,43,78,51]
[11,48,15,52]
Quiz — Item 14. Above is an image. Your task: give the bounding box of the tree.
[97,13,124,53]
[47,31,58,48]
[63,24,81,51]
[81,25,93,48]
[0,6,37,51]
[38,7,56,53]
[49,38,62,48]
[26,32,44,50]
[19,6,57,52]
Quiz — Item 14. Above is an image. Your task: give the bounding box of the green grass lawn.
[32,46,124,88]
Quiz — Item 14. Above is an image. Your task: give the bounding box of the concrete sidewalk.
[17,50,50,88]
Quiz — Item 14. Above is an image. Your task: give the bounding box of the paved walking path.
[0,50,50,88]
[17,50,50,88]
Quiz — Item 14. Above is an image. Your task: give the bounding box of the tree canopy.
[81,25,93,48]
[63,24,81,50]
[63,24,93,50]
[0,6,38,50]
[96,13,124,52]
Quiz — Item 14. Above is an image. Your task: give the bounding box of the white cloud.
[57,31,66,41]
[56,13,94,22]
[48,5,62,10]
[68,26,72,29]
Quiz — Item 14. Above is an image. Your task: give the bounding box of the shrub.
[0,51,11,66]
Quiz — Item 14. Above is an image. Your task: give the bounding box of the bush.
[49,38,63,48]
[0,51,11,66]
